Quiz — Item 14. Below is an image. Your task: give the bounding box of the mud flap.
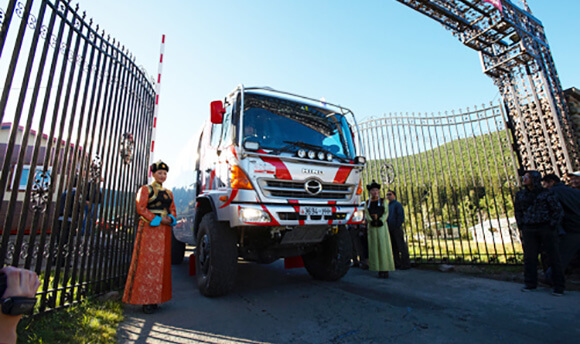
[284,256,304,269]
[189,253,196,276]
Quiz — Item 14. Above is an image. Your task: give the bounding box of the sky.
[74,0,580,188]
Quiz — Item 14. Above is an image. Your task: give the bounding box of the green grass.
[408,239,523,264]
[17,298,123,344]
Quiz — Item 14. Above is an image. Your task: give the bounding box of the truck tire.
[195,213,238,296]
[302,226,352,281]
[171,229,186,265]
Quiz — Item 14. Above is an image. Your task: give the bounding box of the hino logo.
[304,179,323,195]
[302,168,323,175]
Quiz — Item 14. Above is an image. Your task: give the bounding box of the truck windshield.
[242,93,356,160]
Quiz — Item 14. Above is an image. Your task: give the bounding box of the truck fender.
[193,195,217,239]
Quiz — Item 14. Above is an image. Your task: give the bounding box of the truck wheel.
[302,226,352,281]
[195,213,238,296]
[171,229,186,265]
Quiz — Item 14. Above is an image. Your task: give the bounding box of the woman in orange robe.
[123,161,177,314]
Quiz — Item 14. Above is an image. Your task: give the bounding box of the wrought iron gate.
[0,0,155,313]
[359,103,523,264]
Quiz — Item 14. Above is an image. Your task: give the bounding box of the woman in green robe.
[365,180,395,278]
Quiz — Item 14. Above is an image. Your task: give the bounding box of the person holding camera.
[0,266,40,344]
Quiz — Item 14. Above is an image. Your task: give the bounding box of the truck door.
[198,121,218,192]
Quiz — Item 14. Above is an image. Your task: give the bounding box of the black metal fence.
[358,103,524,265]
[0,0,155,313]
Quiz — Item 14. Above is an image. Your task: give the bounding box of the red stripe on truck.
[219,189,239,209]
[261,156,292,180]
[333,166,352,184]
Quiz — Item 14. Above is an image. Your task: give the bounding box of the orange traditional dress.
[123,181,176,305]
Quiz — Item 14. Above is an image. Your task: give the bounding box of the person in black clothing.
[58,176,102,238]
[515,170,565,296]
[348,223,369,269]
[541,174,580,273]
[386,190,410,269]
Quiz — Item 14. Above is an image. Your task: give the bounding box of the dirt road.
[118,248,579,344]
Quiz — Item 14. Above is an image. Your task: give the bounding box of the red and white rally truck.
[172,85,366,296]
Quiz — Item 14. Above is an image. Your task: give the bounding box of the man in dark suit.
[386,190,410,270]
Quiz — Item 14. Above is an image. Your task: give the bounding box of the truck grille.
[259,179,353,200]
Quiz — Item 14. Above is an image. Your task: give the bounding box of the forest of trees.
[172,186,196,216]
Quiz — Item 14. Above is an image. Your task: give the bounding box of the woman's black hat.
[366,180,381,191]
[151,160,169,173]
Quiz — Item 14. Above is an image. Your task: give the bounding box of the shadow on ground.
[117,247,580,344]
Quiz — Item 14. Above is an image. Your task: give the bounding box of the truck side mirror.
[210,100,225,124]
[355,156,366,165]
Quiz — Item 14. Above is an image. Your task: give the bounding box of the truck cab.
[174,85,366,296]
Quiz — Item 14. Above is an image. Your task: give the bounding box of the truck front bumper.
[220,203,365,227]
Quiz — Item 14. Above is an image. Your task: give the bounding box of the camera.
[0,271,37,315]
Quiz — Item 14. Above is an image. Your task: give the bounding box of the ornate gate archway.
[395,0,580,176]
[358,0,579,265]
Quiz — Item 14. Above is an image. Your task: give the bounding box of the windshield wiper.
[271,142,299,155]
[281,141,347,162]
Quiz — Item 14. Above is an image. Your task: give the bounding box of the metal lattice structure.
[396,0,580,176]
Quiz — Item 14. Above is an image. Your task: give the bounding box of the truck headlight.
[239,207,271,223]
[307,150,316,159]
[297,149,306,158]
[351,209,365,223]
